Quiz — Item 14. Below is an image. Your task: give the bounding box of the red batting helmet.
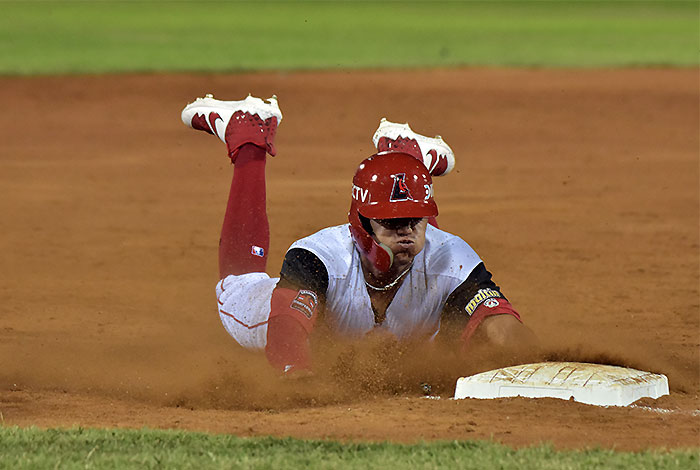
[348,152,438,272]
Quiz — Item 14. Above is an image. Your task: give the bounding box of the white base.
[453,362,669,407]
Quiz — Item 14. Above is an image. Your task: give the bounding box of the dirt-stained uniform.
[182,94,523,374]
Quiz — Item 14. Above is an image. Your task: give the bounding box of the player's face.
[369,217,428,269]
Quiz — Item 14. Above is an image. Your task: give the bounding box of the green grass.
[0,426,697,469]
[0,0,697,75]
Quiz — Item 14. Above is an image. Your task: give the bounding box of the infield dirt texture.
[0,67,697,449]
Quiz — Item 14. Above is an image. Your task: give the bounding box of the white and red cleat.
[372,118,455,176]
[181,94,283,162]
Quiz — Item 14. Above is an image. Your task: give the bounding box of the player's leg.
[181,94,283,350]
[215,272,278,350]
[181,94,282,278]
[219,143,269,278]
[372,119,456,228]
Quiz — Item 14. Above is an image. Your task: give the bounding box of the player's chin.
[392,248,417,264]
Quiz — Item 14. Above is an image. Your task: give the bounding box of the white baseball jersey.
[216,223,483,349]
[289,223,482,340]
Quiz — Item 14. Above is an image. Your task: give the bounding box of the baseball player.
[181,94,535,374]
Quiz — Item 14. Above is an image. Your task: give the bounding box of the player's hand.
[280,364,314,380]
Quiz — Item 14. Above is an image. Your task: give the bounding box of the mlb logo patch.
[251,245,265,257]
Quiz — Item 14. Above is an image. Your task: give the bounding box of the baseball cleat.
[181,94,283,162]
[372,118,455,176]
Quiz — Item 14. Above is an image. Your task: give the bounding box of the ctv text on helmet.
[352,184,370,203]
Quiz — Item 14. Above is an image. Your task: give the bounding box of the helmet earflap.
[348,152,438,272]
[349,209,394,272]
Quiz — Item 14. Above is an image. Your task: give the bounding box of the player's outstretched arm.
[469,313,538,349]
[437,262,538,358]
[265,249,329,374]
[265,287,316,373]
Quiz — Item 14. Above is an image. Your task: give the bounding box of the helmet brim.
[359,199,438,220]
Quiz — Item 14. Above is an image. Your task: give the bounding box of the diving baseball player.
[181,94,535,374]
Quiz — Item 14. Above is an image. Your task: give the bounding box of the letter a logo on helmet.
[389,173,413,202]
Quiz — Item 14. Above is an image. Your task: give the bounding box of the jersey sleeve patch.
[464,288,503,317]
[437,262,506,342]
[290,289,319,319]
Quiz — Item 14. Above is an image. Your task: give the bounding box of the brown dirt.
[0,68,698,450]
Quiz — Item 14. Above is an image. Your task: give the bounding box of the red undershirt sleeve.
[458,297,521,346]
[265,287,319,373]
[265,248,328,374]
[437,262,522,351]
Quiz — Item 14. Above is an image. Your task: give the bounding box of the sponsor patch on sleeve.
[290,289,319,319]
[464,288,502,317]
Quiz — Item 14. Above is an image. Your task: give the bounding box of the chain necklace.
[364,262,413,292]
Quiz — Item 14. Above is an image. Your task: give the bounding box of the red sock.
[218,143,269,278]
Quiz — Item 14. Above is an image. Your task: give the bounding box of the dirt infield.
[0,69,698,450]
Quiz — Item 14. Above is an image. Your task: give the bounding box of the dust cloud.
[1,313,695,412]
